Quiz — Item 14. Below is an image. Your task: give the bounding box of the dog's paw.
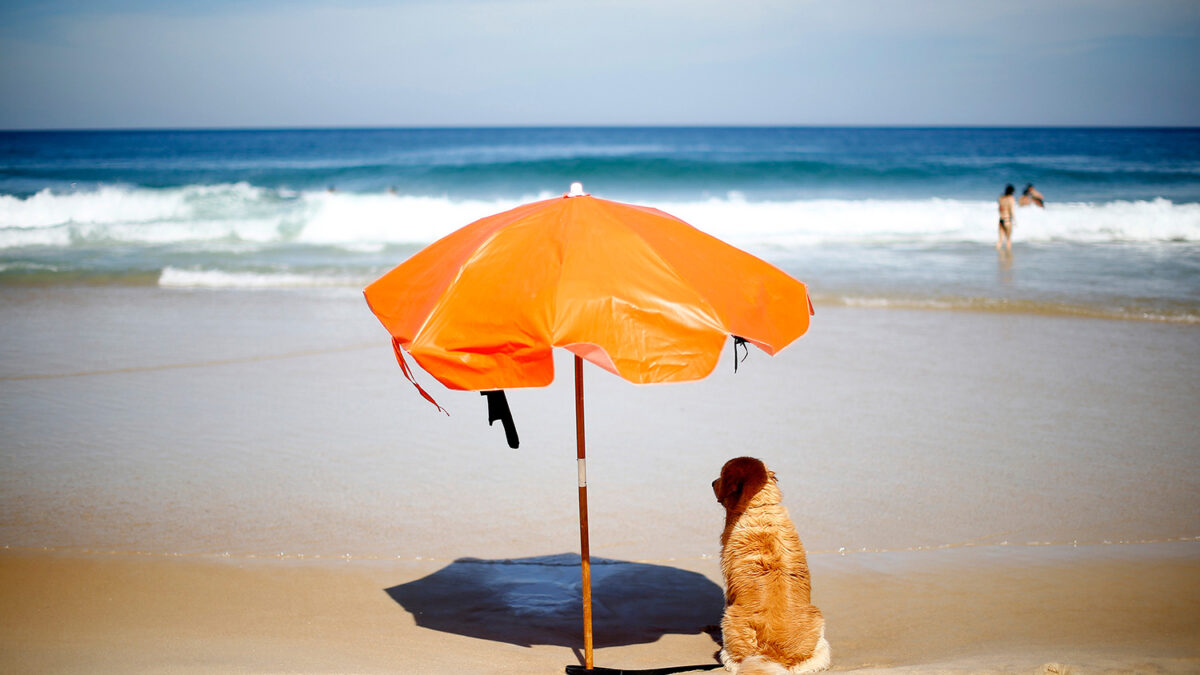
[719,648,737,672]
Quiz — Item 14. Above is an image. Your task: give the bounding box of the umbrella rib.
[618,222,727,336]
[617,209,803,355]
[407,225,512,353]
[550,199,731,381]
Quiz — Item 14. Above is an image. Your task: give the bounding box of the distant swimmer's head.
[1005,184,1015,195]
[1024,183,1034,194]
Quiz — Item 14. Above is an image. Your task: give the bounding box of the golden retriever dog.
[712,457,830,674]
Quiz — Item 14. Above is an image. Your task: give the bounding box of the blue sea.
[1,127,1198,322]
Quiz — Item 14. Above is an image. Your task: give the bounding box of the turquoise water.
[1,127,1198,321]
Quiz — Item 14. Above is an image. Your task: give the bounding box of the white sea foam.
[158,267,366,289]
[294,191,518,246]
[2,185,1198,251]
[0,185,190,228]
[0,223,71,248]
[665,196,1200,246]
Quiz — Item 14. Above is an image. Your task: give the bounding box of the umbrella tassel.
[391,338,448,415]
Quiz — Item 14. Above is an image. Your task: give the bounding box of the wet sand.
[1,286,1198,672]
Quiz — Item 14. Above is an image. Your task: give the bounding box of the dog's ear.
[715,472,743,508]
[717,457,769,510]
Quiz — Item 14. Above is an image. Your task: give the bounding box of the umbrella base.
[566,664,722,674]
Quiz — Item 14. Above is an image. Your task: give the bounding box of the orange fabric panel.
[364,195,811,392]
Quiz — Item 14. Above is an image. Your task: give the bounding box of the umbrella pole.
[574,355,594,669]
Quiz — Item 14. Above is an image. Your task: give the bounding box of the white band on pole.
[577,458,587,487]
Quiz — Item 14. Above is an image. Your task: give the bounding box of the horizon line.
[3,123,1200,133]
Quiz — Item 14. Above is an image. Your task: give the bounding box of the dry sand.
[2,543,1197,673]
[1,287,1197,672]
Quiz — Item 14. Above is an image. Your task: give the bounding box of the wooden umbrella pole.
[574,355,594,669]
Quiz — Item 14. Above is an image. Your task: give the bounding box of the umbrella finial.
[568,182,586,197]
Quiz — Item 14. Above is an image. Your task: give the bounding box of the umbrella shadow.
[385,553,724,649]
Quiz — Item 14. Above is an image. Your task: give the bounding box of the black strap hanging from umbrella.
[481,390,519,448]
[732,335,749,373]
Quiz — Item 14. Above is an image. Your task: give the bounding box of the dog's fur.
[712,457,830,674]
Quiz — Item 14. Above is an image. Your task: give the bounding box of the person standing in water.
[997,184,1016,253]
[1020,183,1045,207]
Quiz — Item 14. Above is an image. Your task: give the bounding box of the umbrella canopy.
[364,190,812,392]
[364,186,812,671]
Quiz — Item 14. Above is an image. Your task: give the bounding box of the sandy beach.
[1,286,1198,673]
[2,542,1197,673]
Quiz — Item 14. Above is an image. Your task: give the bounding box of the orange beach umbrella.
[364,184,813,670]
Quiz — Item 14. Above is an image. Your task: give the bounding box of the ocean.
[1,128,1198,610]
[1,127,1198,322]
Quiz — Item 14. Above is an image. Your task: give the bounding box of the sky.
[0,0,1198,129]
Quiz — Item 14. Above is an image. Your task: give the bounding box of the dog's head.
[712,456,781,512]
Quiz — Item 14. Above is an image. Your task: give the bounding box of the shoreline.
[2,542,1196,673]
[4,532,1198,564]
[2,277,1198,326]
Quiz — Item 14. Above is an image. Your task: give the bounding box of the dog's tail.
[734,656,788,675]
[795,632,833,673]
[731,629,832,674]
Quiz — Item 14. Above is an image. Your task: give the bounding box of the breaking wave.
[1,184,1197,251]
